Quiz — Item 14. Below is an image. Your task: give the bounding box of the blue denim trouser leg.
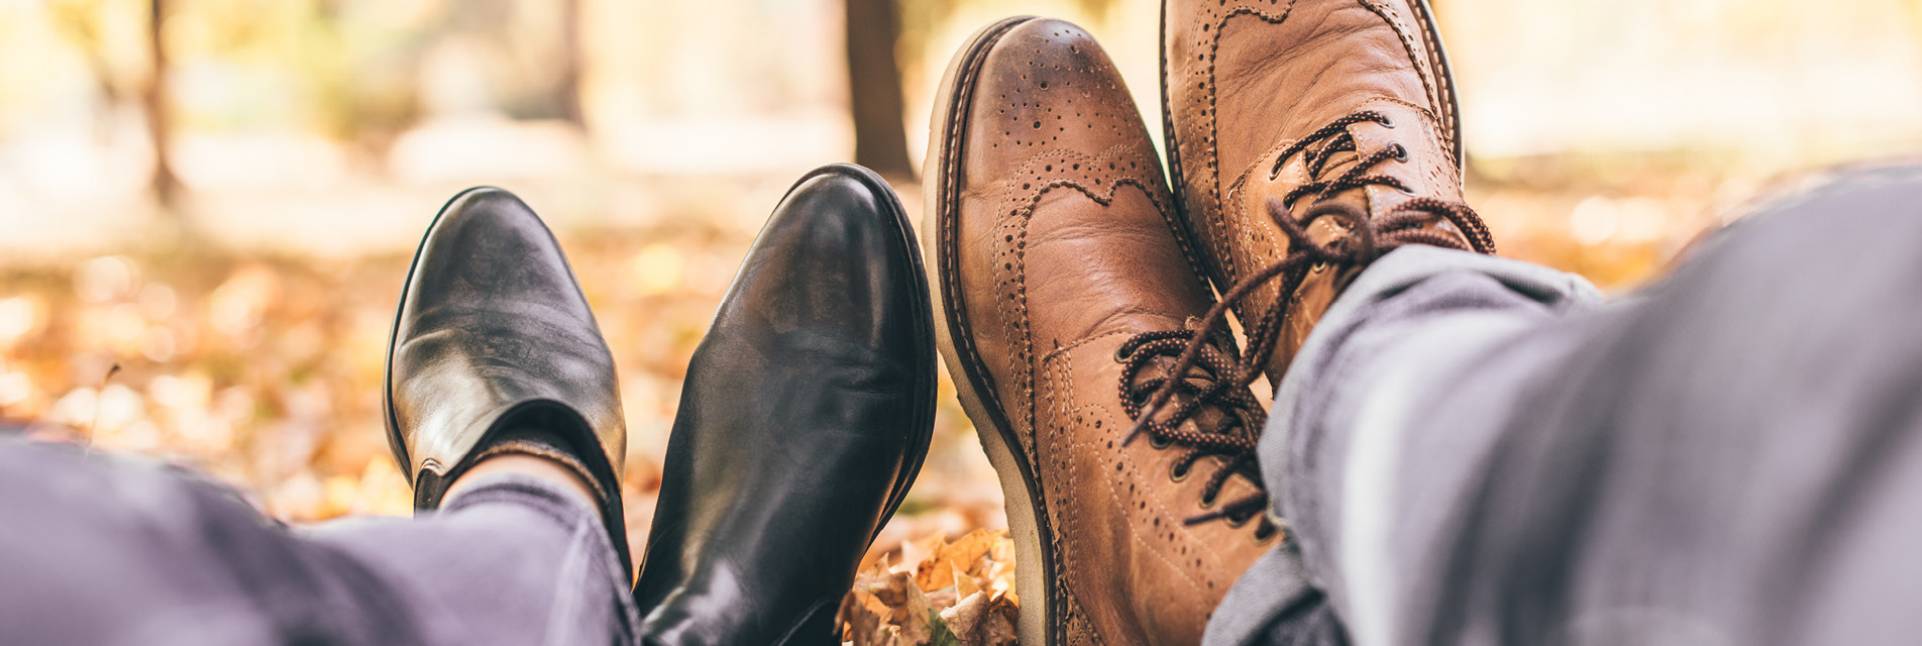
[1207,163,1922,646]
[0,438,638,645]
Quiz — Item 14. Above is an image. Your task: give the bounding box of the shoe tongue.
[1255,102,1464,238]
[1126,351,1255,442]
[1260,137,1372,249]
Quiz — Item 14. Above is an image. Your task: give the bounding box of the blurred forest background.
[1,0,1920,640]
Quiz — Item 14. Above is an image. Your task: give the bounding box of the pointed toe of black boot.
[385,187,631,570]
[634,164,936,645]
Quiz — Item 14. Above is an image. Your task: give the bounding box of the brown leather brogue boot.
[1161,0,1495,381]
[928,17,1279,645]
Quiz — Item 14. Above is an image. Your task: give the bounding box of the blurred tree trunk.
[146,0,180,211]
[844,0,914,180]
[557,0,586,126]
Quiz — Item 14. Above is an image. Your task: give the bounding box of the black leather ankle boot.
[633,164,936,645]
[385,187,631,573]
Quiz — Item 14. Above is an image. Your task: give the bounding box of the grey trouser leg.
[1208,163,1922,646]
[0,438,637,645]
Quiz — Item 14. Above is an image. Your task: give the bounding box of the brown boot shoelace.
[1121,110,1496,536]
[1116,327,1278,538]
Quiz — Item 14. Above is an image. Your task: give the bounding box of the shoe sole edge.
[924,15,1058,646]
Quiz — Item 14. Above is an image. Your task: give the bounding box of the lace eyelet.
[1170,462,1192,482]
[1149,434,1172,450]
[1113,345,1133,362]
[1253,523,1278,542]
[1392,144,1408,162]
[1197,489,1217,508]
[1226,514,1251,528]
[1269,152,1290,176]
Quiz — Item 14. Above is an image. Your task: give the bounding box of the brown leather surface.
[1163,0,1473,378]
[930,18,1274,645]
